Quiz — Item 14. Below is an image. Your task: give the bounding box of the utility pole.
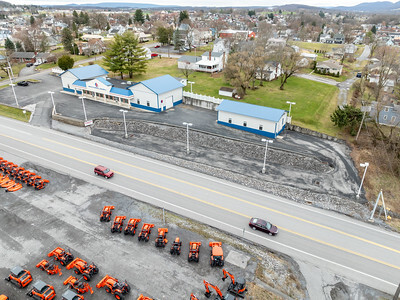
[356,106,371,141]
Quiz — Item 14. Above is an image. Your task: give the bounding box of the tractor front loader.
[138,223,154,242]
[155,228,168,247]
[96,275,130,300]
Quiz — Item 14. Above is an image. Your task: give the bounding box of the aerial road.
[0,116,399,295]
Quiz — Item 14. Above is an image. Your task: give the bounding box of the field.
[0,104,31,122]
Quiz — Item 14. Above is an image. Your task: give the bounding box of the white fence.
[183,91,223,111]
[51,67,64,75]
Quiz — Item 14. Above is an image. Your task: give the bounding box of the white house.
[316,60,343,75]
[216,100,287,138]
[256,61,281,81]
[178,51,227,73]
[60,65,184,112]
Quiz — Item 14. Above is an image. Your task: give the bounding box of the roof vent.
[121,82,126,85]
[127,81,132,85]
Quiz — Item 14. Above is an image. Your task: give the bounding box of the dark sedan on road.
[249,217,278,235]
[17,81,29,86]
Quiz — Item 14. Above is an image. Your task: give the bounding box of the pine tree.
[5,38,15,54]
[61,28,74,53]
[30,15,35,26]
[15,41,24,52]
[103,34,126,79]
[146,14,150,21]
[134,9,145,24]
[120,31,148,78]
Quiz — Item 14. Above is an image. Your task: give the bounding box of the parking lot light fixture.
[79,96,87,121]
[356,162,369,198]
[183,122,193,154]
[48,91,56,115]
[119,109,128,138]
[261,138,273,174]
[286,101,296,118]
[9,83,19,107]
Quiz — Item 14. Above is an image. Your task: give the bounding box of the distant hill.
[66,2,171,8]
[335,1,400,12]
[275,4,321,10]
[0,1,12,7]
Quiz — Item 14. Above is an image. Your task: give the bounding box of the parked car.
[17,81,29,86]
[356,72,362,78]
[26,63,33,67]
[154,45,161,48]
[249,217,278,235]
[33,62,41,66]
[94,165,114,178]
[151,53,158,58]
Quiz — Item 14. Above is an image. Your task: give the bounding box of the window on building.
[243,121,247,127]
[228,118,232,124]
[384,107,389,112]
[383,115,388,120]
[391,116,396,123]
[147,101,150,107]
[259,125,263,130]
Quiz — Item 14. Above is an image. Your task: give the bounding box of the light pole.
[261,138,273,174]
[48,91,56,114]
[286,101,296,118]
[356,162,369,198]
[9,83,19,107]
[79,96,87,121]
[183,122,193,154]
[119,109,128,138]
[188,81,195,93]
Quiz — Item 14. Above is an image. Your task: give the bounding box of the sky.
[5,0,397,8]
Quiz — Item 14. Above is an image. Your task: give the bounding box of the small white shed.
[216,100,287,138]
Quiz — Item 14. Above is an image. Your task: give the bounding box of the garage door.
[164,96,173,110]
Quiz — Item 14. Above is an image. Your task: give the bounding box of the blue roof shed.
[137,74,184,95]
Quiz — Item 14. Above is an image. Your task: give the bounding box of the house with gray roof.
[178,51,227,73]
[316,60,343,75]
[370,101,400,127]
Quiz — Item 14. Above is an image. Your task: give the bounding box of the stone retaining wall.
[94,118,333,173]
[286,124,340,142]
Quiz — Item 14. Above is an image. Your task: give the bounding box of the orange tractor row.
[64,276,93,294]
[0,158,49,191]
[66,258,99,281]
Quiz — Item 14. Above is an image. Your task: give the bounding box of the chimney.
[209,50,211,61]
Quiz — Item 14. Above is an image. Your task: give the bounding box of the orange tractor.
[66,258,99,281]
[26,280,56,300]
[64,276,93,294]
[209,242,224,267]
[222,269,247,298]
[100,206,115,222]
[0,295,8,300]
[137,295,153,300]
[111,216,126,233]
[188,242,201,262]
[170,237,182,255]
[155,228,168,247]
[124,218,141,235]
[4,266,33,288]
[61,290,84,300]
[96,275,130,300]
[36,260,62,276]
[138,223,154,242]
[190,293,199,300]
[48,247,74,266]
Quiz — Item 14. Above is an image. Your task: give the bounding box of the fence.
[183,91,223,111]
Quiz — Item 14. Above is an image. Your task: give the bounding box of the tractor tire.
[107,216,111,222]
[5,276,10,281]
[124,230,128,235]
[83,274,91,281]
[170,249,174,254]
[111,228,115,233]
[195,257,199,262]
[145,236,149,242]
[114,292,124,300]
[221,261,224,267]
[74,269,80,275]
[60,261,65,266]
[93,267,99,274]
[105,287,111,293]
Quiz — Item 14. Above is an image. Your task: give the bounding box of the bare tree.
[180,63,194,80]
[274,46,303,90]
[90,13,108,30]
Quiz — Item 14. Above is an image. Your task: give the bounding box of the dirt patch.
[246,282,284,300]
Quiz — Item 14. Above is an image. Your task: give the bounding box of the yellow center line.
[41,137,400,257]
[2,134,400,271]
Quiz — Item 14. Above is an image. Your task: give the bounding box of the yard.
[0,104,31,122]
[97,57,340,136]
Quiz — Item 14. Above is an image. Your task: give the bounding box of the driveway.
[295,73,338,86]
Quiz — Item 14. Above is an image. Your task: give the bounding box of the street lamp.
[286,101,296,118]
[9,83,19,107]
[356,162,369,198]
[183,122,193,154]
[48,91,56,115]
[119,109,128,138]
[188,81,195,93]
[79,96,87,121]
[261,138,273,174]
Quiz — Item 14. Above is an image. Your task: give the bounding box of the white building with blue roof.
[60,65,184,111]
[216,100,287,138]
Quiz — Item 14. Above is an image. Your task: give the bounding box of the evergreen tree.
[58,55,74,70]
[156,26,174,45]
[146,14,150,21]
[61,28,74,53]
[72,10,79,24]
[120,31,148,78]
[330,105,362,135]
[106,22,110,31]
[104,34,125,78]
[134,9,145,24]
[5,38,15,54]
[30,15,35,26]
[15,41,24,52]
[128,18,133,25]
[371,25,377,34]
[179,10,189,23]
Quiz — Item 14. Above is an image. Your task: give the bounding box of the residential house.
[178,51,227,73]
[256,61,282,81]
[333,33,345,44]
[266,38,286,48]
[178,55,202,70]
[316,60,343,75]
[370,101,400,127]
[10,52,35,63]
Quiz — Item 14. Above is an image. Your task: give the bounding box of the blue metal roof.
[138,74,184,95]
[66,64,108,80]
[97,77,112,86]
[110,87,133,97]
[72,80,87,87]
[217,100,285,122]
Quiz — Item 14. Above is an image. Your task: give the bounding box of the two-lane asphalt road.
[1,116,399,295]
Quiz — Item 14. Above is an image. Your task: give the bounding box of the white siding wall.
[219,111,287,134]
[159,88,183,109]
[178,61,198,70]
[130,83,158,108]
[61,72,78,90]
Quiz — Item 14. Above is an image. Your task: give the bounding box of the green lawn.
[0,104,31,122]
[97,57,340,136]
[181,43,214,56]
[290,41,340,52]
